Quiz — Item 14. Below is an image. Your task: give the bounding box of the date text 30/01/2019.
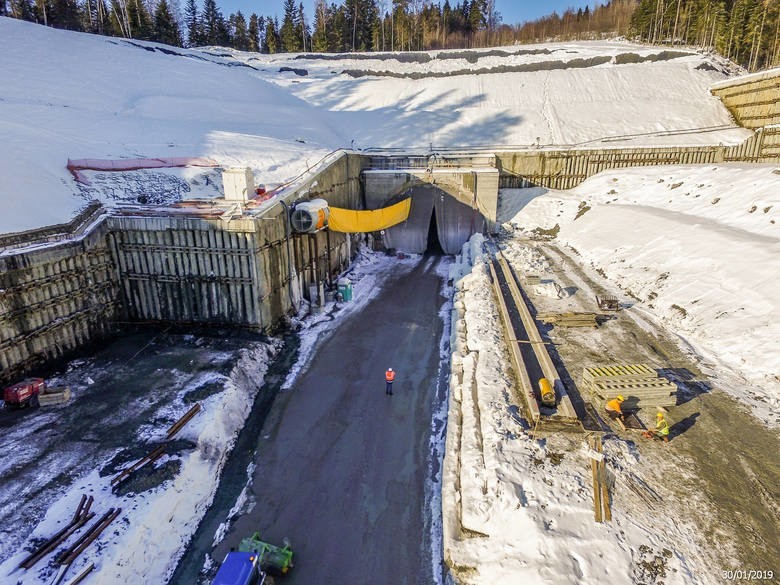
[723,570,774,581]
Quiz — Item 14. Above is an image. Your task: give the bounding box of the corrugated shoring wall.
[0,152,365,382]
[106,153,365,328]
[0,222,120,382]
[497,128,780,190]
[710,69,780,129]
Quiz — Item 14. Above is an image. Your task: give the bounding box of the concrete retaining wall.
[496,128,779,190]
[0,222,120,382]
[711,68,780,129]
[0,153,365,382]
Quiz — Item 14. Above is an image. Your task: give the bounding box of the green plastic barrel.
[337,278,353,302]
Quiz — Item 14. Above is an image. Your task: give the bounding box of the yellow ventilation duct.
[327,198,412,233]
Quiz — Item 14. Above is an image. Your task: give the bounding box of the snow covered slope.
[0,18,339,233]
[0,17,747,234]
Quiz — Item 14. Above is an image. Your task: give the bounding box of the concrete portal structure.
[378,185,486,255]
[362,153,499,254]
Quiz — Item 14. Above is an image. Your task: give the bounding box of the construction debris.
[38,386,72,406]
[583,364,678,408]
[596,294,619,311]
[537,311,600,328]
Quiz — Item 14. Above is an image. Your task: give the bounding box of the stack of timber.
[526,274,541,285]
[537,311,599,328]
[583,364,678,408]
[587,434,611,523]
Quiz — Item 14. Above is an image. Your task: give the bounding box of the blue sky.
[213,0,599,25]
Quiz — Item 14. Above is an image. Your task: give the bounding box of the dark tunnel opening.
[426,209,445,255]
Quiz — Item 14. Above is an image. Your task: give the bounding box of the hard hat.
[617,395,625,401]
[388,368,393,371]
[657,412,664,418]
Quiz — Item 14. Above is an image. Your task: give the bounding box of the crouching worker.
[605,395,626,422]
[643,411,670,443]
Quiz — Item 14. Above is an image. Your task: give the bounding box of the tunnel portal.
[382,185,485,255]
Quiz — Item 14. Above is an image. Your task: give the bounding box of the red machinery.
[3,378,44,409]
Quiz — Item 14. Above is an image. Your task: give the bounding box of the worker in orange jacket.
[605,395,625,422]
[385,368,395,395]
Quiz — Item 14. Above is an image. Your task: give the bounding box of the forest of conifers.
[1,0,778,71]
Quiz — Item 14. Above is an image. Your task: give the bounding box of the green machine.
[238,532,294,576]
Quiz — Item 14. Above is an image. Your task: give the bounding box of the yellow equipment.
[538,378,556,407]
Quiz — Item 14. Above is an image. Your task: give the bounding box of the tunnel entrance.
[381,185,486,255]
[426,209,445,255]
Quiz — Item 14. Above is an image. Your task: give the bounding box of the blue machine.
[212,551,266,585]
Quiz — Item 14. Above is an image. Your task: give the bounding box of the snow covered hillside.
[0,16,747,234]
[501,163,780,424]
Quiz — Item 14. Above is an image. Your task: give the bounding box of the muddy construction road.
[502,237,779,581]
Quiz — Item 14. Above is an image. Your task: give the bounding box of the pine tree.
[312,0,329,51]
[201,0,224,45]
[127,0,153,38]
[50,0,82,30]
[10,0,36,21]
[264,16,280,53]
[92,0,111,33]
[154,0,181,45]
[468,0,483,35]
[329,2,346,50]
[295,2,310,52]
[248,13,261,51]
[280,0,299,51]
[184,0,200,46]
[232,10,249,50]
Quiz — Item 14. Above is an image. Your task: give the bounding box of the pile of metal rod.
[110,444,166,492]
[50,507,122,585]
[111,402,201,492]
[17,494,122,585]
[17,495,94,570]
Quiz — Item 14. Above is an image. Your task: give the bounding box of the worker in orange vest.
[385,368,395,395]
[605,395,625,422]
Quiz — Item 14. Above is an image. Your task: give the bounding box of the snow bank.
[504,163,780,424]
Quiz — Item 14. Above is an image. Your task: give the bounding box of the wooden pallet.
[593,380,678,408]
[38,386,72,406]
[582,364,656,387]
[537,312,599,328]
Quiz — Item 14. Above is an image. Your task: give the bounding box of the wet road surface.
[215,256,448,584]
